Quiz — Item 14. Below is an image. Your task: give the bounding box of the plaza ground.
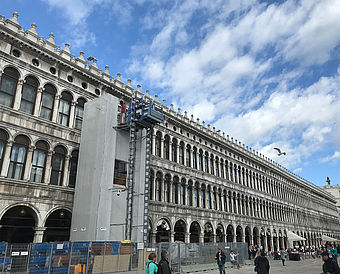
[199,257,339,274]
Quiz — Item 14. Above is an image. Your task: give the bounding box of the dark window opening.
[81,82,87,89]
[50,67,56,74]
[32,59,39,66]
[114,160,127,186]
[95,88,100,95]
[12,49,21,57]
[67,76,73,82]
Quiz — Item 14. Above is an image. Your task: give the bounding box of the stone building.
[0,12,339,249]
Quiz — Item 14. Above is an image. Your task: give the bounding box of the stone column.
[170,231,175,242]
[43,150,53,184]
[177,183,181,204]
[160,178,165,202]
[33,227,46,243]
[204,188,208,209]
[68,100,77,128]
[152,134,156,156]
[23,145,35,180]
[0,140,13,177]
[51,94,61,123]
[176,145,179,163]
[183,143,187,166]
[216,193,220,211]
[33,87,44,116]
[169,140,173,161]
[151,232,156,243]
[185,232,190,243]
[197,186,201,208]
[62,155,71,187]
[13,79,24,110]
[199,232,204,243]
[191,184,195,207]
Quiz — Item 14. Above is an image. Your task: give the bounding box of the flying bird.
[274,147,286,156]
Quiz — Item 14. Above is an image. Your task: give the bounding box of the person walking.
[321,251,340,274]
[158,250,173,274]
[279,250,286,266]
[254,251,270,274]
[330,246,339,266]
[215,248,226,274]
[146,253,158,274]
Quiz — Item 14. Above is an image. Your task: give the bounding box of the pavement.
[195,257,336,274]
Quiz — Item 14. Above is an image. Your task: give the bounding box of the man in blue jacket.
[215,248,226,274]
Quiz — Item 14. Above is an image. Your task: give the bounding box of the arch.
[156,218,171,243]
[155,131,162,157]
[19,75,39,114]
[155,171,163,202]
[40,83,57,120]
[0,66,20,107]
[30,140,50,183]
[204,222,214,243]
[174,219,186,242]
[236,225,243,242]
[245,226,251,246]
[0,128,10,171]
[74,97,87,129]
[50,145,67,186]
[226,224,234,242]
[57,91,73,126]
[68,149,79,188]
[189,221,201,243]
[43,208,72,242]
[253,227,259,246]
[164,135,170,160]
[8,134,30,180]
[216,223,225,243]
[0,205,38,243]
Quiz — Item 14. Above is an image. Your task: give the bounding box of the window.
[198,151,203,171]
[180,184,185,205]
[194,187,199,207]
[0,129,9,171]
[164,136,170,160]
[213,192,217,210]
[30,141,48,183]
[192,148,197,169]
[156,174,162,201]
[57,92,72,126]
[20,76,38,114]
[204,153,209,173]
[220,162,224,178]
[179,143,184,164]
[210,157,214,175]
[40,84,56,120]
[95,88,100,96]
[50,67,56,74]
[12,49,21,57]
[164,179,170,202]
[8,135,29,180]
[215,158,219,176]
[188,185,193,206]
[207,190,211,209]
[155,132,161,157]
[50,146,66,186]
[0,67,19,107]
[75,98,86,129]
[186,145,191,167]
[171,139,177,162]
[68,150,79,188]
[32,59,39,66]
[81,82,87,89]
[113,159,127,186]
[67,76,73,82]
[201,188,205,208]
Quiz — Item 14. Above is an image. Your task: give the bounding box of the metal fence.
[0,241,247,273]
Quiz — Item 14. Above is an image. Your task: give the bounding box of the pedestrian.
[249,245,253,260]
[254,250,270,274]
[321,251,340,274]
[330,245,339,266]
[146,253,158,274]
[230,250,240,269]
[158,250,173,274]
[215,248,226,274]
[280,250,286,266]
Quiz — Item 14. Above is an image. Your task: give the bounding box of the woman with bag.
[146,253,158,274]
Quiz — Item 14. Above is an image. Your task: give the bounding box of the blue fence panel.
[50,242,71,274]
[29,243,52,273]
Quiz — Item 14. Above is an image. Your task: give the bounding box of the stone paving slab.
[194,258,331,274]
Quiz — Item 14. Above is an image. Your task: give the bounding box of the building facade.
[0,12,339,249]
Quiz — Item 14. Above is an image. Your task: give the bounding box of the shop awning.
[322,235,339,242]
[287,230,306,241]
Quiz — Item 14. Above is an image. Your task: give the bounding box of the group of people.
[145,250,174,274]
[215,248,241,274]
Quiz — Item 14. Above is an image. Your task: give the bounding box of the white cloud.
[320,151,340,163]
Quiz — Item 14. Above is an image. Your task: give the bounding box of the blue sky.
[2,0,340,188]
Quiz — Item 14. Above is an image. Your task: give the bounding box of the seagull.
[326,176,331,185]
[274,147,286,156]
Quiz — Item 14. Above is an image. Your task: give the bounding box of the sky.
[2,0,340,188]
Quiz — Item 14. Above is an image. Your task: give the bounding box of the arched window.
[207,189,211,209]
[0,129,9,171]
[201,186,206,208]
[156,173,162,201]
[215,157,219,176]
[164,177,170,203]
[50,146,66,186]
[210,155,214,175]
[0,67,19,107]
[30,140,48,183]
[194,184,199,207]
[179,142,184,165]
[173,177,179,204]
[68,150,79,188]
[57,91,72,126]
[204,152,209,173]
[171,138,177,162]
[186,145,191,167]
[213,190,217,210]
[19,76,38,114]
[180,182,185,205]
[164,135,170,160]
[40,84,56,120]
[220,161,224,178]
[198,150,203,171]
[192,147,197,169]
[155,132,161,157]
[8,135,29,179]
[188,182,193,206]
[75,98,86,129]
